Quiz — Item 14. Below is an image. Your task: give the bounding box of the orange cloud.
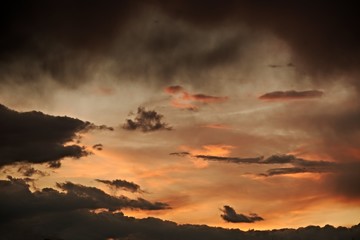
[164,85,228,110]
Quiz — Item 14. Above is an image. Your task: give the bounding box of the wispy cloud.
[259,90,323,101]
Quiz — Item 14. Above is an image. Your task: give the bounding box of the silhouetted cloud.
[0,104,94,168]
[17,165,47,177]
[195,155,264,164]
[122,107,172,132]
[220,205,264,223]
[260,167,327,177]
[96,179,142,193]
[0,177,169,223]
[0,194,358,240]
[92,144,103,151]
[259,90,324,100]
[169,152,191,157]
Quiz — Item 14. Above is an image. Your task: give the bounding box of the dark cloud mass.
[96,179,142,193]
[0,104,93,168]
[0,187,358,240]
[221,205,264,223]
[123,107,172,132]
[259,90,324,100]
[0,1,360,91]
[0,177,169,222]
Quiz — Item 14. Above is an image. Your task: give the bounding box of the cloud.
[17,165,48,177]
[220,205,264,223]
[92,144,103,151]
[122,107,172,132]
[169,152,191,157]
[96,179,142,193]
[259,90,324,101]
[0,103,95,168]
[0,196,358,240]
[195,155,264,164]
[0,177,169,222]
[164,85,228,110]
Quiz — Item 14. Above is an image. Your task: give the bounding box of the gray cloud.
[259,90,324,100]
[0,177,169,223]
[96,179,142,193]
[122,107,172,132]
[0,200,358,240]
[0,104,93,168]
[220,205,264,223]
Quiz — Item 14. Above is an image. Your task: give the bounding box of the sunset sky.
[1,1,360,239]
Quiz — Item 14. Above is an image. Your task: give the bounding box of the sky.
[1,1,360,239]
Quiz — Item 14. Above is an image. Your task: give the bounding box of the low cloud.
[220,205,264,223]
[0,177,358,240]
[172,152,337,176]
[164,85,228,110]
[122,107,172,132]
[195,154,264,164]
[170,152,191,157]
[0,104,95,168]
[96,179,142,193]
[259,90,323,100]
[17,165,48,177]
[0,177,169,222]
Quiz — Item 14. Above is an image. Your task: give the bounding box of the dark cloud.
[96,179,142,193]
[0,201,358,240]
[195,155,264,164]
[122,107,172,132]
[155,1,360,85]
[259,90,324,100]
[17,165,48,177]
[0,103,93,168]
[169,152,191,157]
[268,63,294,68]
[92,144,103,151]
[1,1,360,93]
[220,205,264,223]
[0,177,169,222]
[195,154,335,169]
[260,167,326,177]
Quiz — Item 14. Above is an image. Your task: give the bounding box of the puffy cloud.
[259,90,324,101]
[220,205,264,223]
[122,107,172,132]
[96,179,142,193]
[0,177,169,222]
[0,104,93,168]
[0,202,358,240]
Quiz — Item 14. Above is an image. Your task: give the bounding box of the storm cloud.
[0,177,169,222]
[0,104,93,168]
